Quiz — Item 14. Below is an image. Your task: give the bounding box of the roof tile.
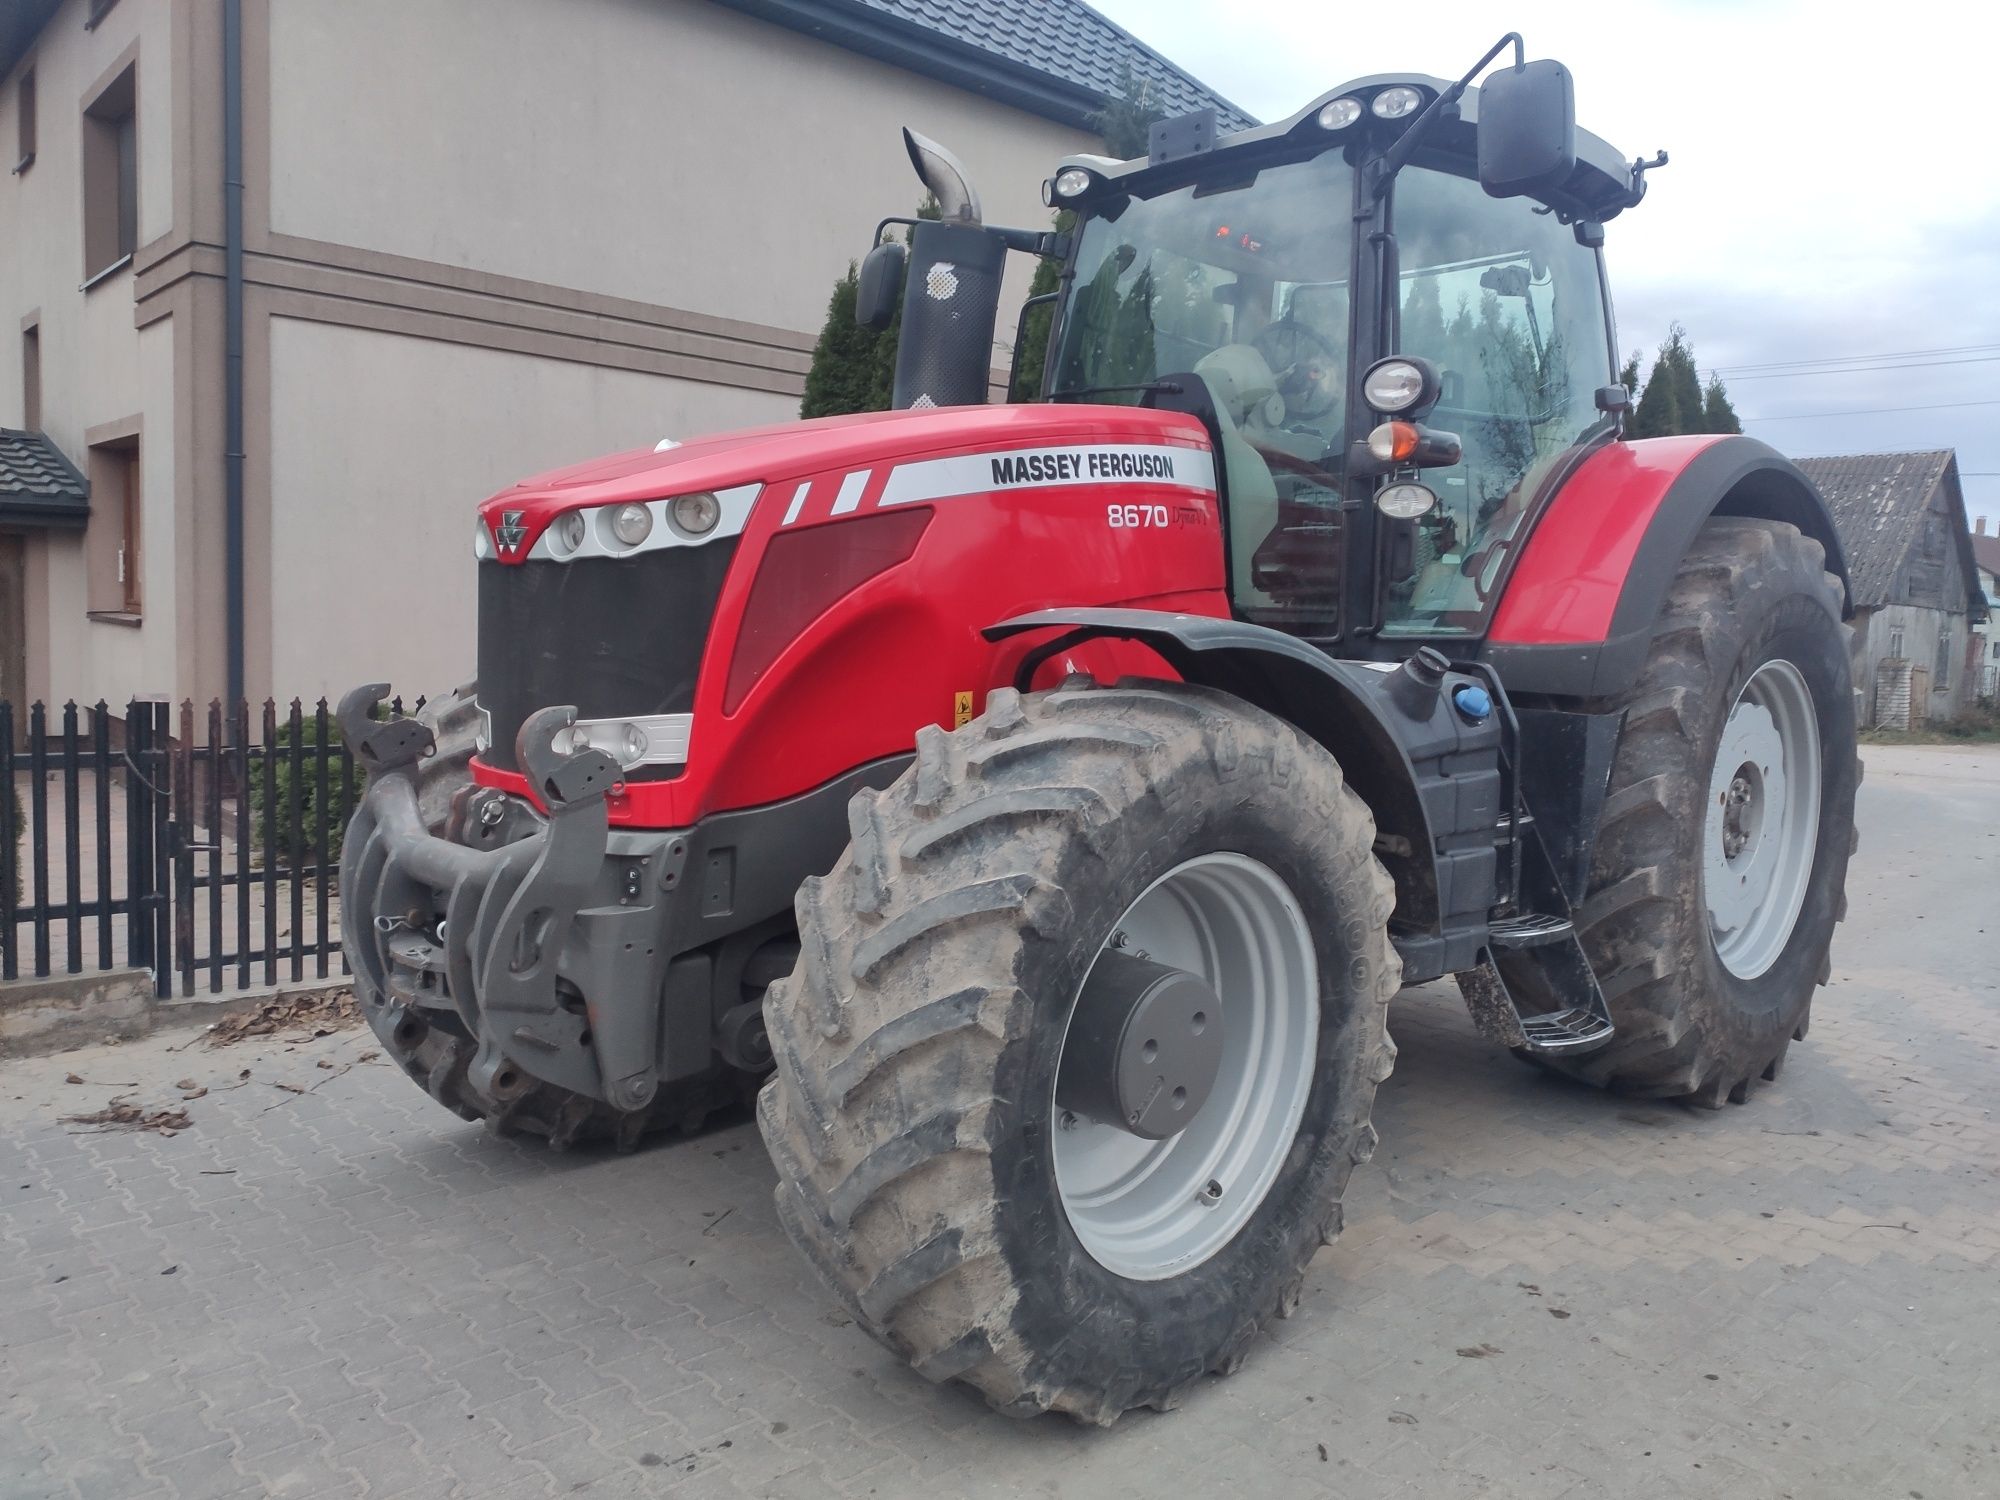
[1793,449,1957,609]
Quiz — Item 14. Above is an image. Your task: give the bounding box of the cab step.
[1456,919,1615,1058]
[1489,913,1573,949]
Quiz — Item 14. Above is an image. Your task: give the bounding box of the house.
[0,0,1251,718]
[1795,451,1988,729]
[1971,518,1999,700]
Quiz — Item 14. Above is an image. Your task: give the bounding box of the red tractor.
[341,38,1856,1423]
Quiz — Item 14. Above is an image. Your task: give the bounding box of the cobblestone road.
[3,745,1997,1499]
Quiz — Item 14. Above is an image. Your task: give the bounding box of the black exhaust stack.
[890,130,1003,410]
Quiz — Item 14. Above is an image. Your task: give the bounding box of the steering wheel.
[1251,318,1343,422]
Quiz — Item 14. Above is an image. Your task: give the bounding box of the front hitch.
[339,688,658,1113]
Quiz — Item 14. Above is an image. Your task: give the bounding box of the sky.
[1092,0,2000,532]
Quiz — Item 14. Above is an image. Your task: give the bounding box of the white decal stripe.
[780,481,809,526]
[878,445,1216,508]
[830,469,872,515]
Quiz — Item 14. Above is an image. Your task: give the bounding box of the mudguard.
[1482,435,1851,698]
[986,607,1505,979]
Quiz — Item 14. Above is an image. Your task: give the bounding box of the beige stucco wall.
[0,0,180,706]
[264,0,1090,354]
[265,315,794,701]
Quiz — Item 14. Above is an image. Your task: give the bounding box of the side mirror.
[1477,58,1576,200]
[855,241,907,330]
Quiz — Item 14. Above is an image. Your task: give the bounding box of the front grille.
[476,542,738,776]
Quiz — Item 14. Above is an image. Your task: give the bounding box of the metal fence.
[2,696,420,998]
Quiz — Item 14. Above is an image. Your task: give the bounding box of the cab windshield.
[1052,152,1355,634]
[1050,151,1612,640]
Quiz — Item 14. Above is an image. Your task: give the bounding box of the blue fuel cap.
[1452,683,1493,722]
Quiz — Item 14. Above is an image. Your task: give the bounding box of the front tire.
[1542,518,1857,1104]
[758,680,1399,1422]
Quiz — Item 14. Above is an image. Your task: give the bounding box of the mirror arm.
[1372,30,1524,198]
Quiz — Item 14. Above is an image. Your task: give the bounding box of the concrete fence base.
[0,970,351,1058]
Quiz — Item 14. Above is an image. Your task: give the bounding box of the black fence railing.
[2,695,421,998]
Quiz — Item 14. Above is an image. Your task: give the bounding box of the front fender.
[985,608,1506,978]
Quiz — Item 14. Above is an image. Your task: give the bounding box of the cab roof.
[1056,72,1646,227]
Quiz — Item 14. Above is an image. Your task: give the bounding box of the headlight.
[473,518,492,559]
[1363,358,1429,413]
[1317,97,1362,131]
[1367,421,1420,464]
[557,713,691,770]
[555,511,588,555]
[1371,86,1423,120]
[671,492,721,536]
[604,502,654,548]
[1054,168,1092,199]
[1376,482,1438,519]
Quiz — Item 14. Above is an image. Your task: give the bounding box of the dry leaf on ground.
[203,991,359,1048]
[60,1099,193,1136]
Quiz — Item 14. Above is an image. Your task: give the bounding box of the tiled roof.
[1794,450,1973,612]
[712,0,1257,136]
[0,428,89,529]
[1971,529,2000,580]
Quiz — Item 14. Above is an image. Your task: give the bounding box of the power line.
[1723,354,2000,381]
[1715,341,2000,375]
[1742,398,2000,422]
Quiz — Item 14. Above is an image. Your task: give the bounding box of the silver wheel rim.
[1704,659,1821,980]
[1051,853,1319,1281]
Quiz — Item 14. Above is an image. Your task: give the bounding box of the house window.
[1934,629,1951,688]
[20,321,38,430]
[12,66,33,174]
[86,435,141,619]
[1888,626,1904,658]
[82,63,137,284]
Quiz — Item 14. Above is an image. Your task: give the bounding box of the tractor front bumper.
[338,687,679,1113]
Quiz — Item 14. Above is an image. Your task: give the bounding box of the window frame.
[20,316,39,430]
[80,58,138,287]
[12,64,33,175]
[84,422,143,624]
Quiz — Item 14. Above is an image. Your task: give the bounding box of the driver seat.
[1192,346,1283,607]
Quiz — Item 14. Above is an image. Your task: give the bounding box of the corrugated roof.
[1794,449,1977,613]
[0,428,89,529]
[1970,528,2000,580]
[711,0,1257,136]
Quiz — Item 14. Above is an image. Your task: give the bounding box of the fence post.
[0,700,15,983]
[174,700,195,998]
[28,702,49,979]
[150,700,174,998]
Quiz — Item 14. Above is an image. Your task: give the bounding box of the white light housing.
[1317,97,1363,131]
[1363,358,1428,413]
[1054,168,1092,199]
[473,518,492,559]
[555,713,692,770]
[671,492,721,536]
[1376,482,1438,519]
[606,502,654,548]
[555,511,588,555]
[1371,86,1423,120]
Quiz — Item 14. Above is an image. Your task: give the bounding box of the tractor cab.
[875,41,1655,648]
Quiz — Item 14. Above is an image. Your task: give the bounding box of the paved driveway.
[4,744,1997,1500]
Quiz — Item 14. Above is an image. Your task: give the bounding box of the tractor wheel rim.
[1704,659,1821,980]
[1051,852,1318,1281]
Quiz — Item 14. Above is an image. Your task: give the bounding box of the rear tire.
[1539,518,1857,1104]
[758,680,1399,1422]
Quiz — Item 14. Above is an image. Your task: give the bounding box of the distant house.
[1971,520,2000,700]
[1796,451,1988,729]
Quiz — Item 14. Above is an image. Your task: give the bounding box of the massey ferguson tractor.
[340,37,1857,1423]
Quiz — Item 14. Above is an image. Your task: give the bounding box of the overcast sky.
[1093,0,2000,531]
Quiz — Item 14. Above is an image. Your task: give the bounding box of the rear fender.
[1484,435,1851,698]
[986,608,1504,976]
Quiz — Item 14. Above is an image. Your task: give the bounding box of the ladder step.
[1519,1007,1616,1052]
[1490,913,1574,949]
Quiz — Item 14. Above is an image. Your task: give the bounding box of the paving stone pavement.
[3,743,1997,1500]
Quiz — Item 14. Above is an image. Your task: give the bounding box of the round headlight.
[556,511,588,554]
[1054,168,1092,199]
[620,722,649,765]
[1317,97,1363,131]
[474,518,492,559]
[1376,482,1438,520]
[1371,86,1424,120]
[1363,358,1428,413]
[671,492,721,535]
[606,502,654,548]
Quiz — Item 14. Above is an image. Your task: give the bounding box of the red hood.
[479,404,1211,524]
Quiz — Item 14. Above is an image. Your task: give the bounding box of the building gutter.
[222,0,245,707]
